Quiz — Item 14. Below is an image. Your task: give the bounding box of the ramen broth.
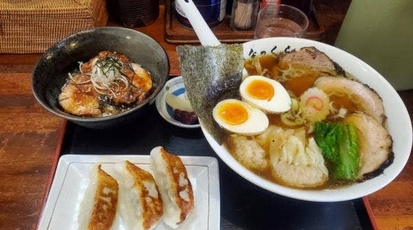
[225,53,364,189]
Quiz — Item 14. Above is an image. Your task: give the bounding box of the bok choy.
[314,122,359,180]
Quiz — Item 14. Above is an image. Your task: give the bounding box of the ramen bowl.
[32,27,169,129]
[201,37,412,202]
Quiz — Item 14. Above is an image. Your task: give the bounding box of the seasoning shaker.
[230,0,260,30]
[115,0,160,28]
[175,0,227,28]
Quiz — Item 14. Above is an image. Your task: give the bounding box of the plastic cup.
[254,3,309,38]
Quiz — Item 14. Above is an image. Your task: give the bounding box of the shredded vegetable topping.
[58,51,153,117]
[77,56,131,97]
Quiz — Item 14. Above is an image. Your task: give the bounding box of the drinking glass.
[254,3,309,38]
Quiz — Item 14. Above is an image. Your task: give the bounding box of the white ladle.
[175,0,221,46]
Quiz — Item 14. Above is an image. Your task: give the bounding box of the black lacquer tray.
[60,102,376,230]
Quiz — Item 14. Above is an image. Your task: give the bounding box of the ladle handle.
[175,0,221,46]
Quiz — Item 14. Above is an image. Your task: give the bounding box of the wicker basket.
[0,0,108,53]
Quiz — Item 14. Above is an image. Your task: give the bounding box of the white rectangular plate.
[37,154,220,230]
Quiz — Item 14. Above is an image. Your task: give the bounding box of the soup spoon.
[175,0,221,46]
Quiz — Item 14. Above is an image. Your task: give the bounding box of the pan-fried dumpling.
[150,146,194,229]
[78,164,118,230]
[112,160,163,230]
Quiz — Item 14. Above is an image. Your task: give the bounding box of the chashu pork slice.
[279,47,345,76]
[315,76,386,124]
[345,112,393,180]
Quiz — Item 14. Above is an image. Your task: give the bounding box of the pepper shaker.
[115,0,160,28]
[230,0,260,30]
[175,0,227,28]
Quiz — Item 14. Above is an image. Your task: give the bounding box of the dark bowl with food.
[32,27,169,129]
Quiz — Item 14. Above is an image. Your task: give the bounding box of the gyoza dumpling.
[150,146,194,229]
[266,127,329,188]
[113,160,163,230]
[78,164,118,230]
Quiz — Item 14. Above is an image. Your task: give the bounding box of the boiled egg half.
[240,75,291,113]
[213,99,269,135]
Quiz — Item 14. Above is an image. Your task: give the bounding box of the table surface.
[1,1,413,230]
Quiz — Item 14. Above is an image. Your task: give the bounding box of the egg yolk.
[246,79,275,101]
[217,102,249,125]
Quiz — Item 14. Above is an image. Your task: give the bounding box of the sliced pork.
[279,47,345,76]
[315,76,386,124]
[345,112,393,179]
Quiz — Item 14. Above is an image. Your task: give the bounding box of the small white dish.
[156,76,200,128]
[38,154,220,230]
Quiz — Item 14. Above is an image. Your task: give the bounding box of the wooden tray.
[164,4,325,44]
[50,106,378,230]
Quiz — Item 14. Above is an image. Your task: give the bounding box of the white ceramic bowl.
[156,76,200,128]
[202,37,412,202]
